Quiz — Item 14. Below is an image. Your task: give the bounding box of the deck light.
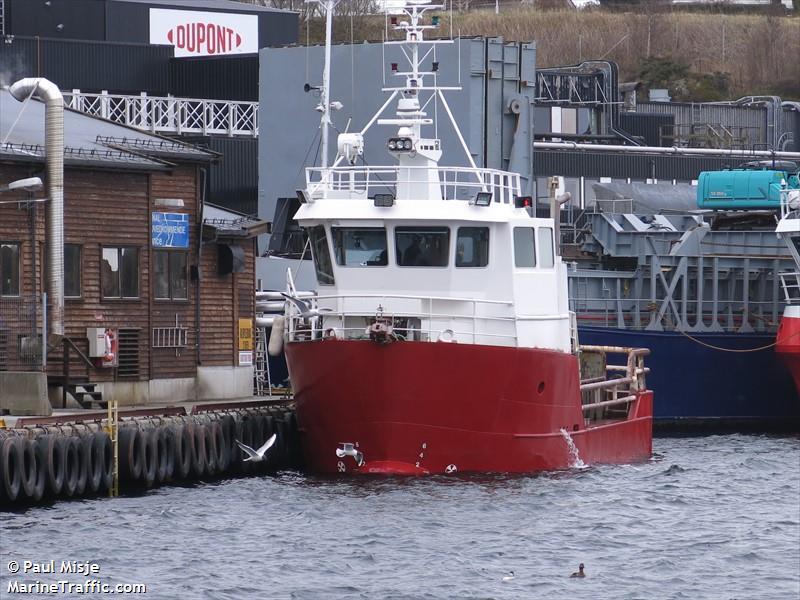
[373,194,395,207]
[390,16,398,25]
[474,192,492,206]
[387,137,414,152]
[391,63,398,72]
[432,62,439,72]
[432,15,440,26]
[296,189,310,204]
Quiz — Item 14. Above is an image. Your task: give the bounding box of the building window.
[332,228,388,266]
[538,227,555,268]
[308,226,335,285]
[456,227,489,268]
[154,250,188,300]
[102,247,139,299]
[1,242,21,296]
[513,228,536,268]
[65,244,81,298]
[395,227,450,267]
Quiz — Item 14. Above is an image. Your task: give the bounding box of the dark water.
[2,435,799,600]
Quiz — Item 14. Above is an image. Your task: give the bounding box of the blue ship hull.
[578,326,800,428]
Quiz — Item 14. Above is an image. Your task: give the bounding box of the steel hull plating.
[285,340,652,475]
[776,310,800,397]
[578,326,800,425]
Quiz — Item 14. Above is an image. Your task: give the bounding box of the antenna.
[306,0,340,170]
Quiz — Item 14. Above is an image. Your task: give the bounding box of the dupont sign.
[150,8,259,57]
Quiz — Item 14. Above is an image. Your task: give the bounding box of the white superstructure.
[286,1,573,353]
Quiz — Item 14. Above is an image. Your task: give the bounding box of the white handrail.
[63,90,258,138]
[305,165,522,204]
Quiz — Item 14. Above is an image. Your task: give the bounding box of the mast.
[307,0,338,169]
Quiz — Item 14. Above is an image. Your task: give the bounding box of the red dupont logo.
[166,23,243,55]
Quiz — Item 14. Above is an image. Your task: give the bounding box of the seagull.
[570,563,586,578]
[502,571,515,582]
[235,434,277,462]
[280,292,333,321]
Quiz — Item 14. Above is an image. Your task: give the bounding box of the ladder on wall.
[254,326,272,397]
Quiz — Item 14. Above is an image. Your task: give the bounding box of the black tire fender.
[1,436,22,503]
[62,436,80,497]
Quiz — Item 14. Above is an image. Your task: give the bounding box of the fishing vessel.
[279,1,653,475]
[774,169,800,393]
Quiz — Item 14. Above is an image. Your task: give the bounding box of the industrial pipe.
[9,78,64,337]
[534,141,800,160]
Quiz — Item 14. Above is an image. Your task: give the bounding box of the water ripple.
[1,434,798,600]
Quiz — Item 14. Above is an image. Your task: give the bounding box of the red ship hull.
[776,309,800,395]
[285,339,653,475]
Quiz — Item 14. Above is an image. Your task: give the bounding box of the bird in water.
[235,434,277,462]
[570,563,586,578]
[502,571,515,582]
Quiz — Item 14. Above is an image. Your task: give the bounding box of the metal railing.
[305,165,522,204]
[0,294,45,371]
[779,272,800,304]
[63,91,258,138]
[579,345,649,417]
[285,293,520,346]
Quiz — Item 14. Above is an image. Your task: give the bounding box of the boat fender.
[73,435,89,497]
[155,427,171,483]
[268,316,285,356]
[19,436,37,499]
[84,433,102,493]
[30,439,47,502]
[119,427,144,482]
[191,424,207,478]
[211,421,227,473]
[94,431,114,492]
[170,425,193,480]
[62,436,80,497]
[1,436,22,502]
[37,434,65,496]
[203,425,217,476]
[141,429,157,488]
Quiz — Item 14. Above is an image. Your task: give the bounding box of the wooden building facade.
[0,95,262,409]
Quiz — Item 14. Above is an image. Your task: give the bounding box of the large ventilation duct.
[9,78,64,337]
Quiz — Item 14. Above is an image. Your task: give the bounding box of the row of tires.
[0,431,114,505]
[0,408,301,507]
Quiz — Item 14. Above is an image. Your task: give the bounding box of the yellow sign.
[238,318,254,351]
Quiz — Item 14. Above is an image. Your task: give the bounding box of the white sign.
[238,351,253,366]
[149,8,258,57]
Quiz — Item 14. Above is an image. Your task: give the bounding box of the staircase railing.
[61,337,94,408]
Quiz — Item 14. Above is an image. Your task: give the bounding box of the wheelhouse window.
[538,227,555,268]
[65,244,81,298]
[395,226,450,267]
[102,247,139,299]
[308,226,335,285]
[513,227,536,268]
[456,227,489,268]
[332,228,388,266]
[0,242,20,296]
[154,250,188,300]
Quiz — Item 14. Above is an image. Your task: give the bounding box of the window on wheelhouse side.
[513,228,536,268]
[308,226,335,285]
[395,227,450,267]
[538,227,555,268]
[331,228,388,267]
[456,227,489,268]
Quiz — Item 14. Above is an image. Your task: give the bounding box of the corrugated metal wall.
[171,55,259,101]
[183,136,259,216]
[0,36,173,94]
[784,107,800,152]
[635,101,768,148]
